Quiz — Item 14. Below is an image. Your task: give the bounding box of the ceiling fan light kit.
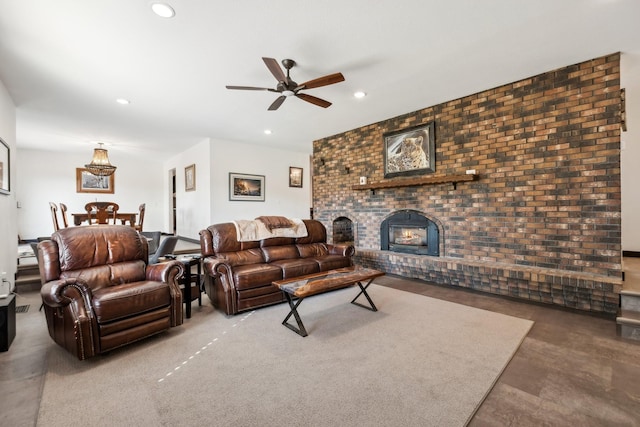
[226,57,345,111]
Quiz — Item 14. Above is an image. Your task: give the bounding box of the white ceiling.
[1,0,639,160]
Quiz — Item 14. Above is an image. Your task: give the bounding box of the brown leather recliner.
[38,225,184,360]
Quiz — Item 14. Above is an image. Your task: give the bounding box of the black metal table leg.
[282,293,308,337]
[351,278,378,311]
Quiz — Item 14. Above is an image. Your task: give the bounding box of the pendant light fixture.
[85,143,117,176]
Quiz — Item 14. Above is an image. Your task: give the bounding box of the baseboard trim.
[623,251,640,258]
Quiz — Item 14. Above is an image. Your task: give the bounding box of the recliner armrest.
[41,277,93,309]
[146,261,184,283]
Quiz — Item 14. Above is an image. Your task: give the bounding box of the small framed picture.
[76,168,114,194]
[185,164,196,191]
[229,172,265,201]
[289,167,303,188]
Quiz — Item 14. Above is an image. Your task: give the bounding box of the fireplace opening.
[381,211,439,256]
[333,216,354,245]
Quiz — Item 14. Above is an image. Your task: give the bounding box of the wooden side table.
[166,254,202,319]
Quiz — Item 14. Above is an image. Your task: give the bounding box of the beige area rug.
[37,285,533,427]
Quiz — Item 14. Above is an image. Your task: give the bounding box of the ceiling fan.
[226,57,345,111]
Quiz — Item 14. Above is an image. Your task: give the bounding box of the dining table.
[72,212,138,226]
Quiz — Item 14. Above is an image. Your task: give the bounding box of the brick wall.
[313,53,623,314]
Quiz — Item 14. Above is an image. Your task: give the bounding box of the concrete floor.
[2,258,640,426]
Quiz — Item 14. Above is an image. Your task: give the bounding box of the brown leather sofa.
[199,219,354,315]
[38,225,184,360]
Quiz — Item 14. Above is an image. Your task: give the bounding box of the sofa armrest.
[328,244,355,257]
[203,257,238,314]
[203,257,234,284]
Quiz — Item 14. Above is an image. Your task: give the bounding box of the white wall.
[16,149,165,239]
[0,79,17,290]
[210,139,311,224]
[163,138,312,240]
[621,50,640,252]
[164,139,212,240]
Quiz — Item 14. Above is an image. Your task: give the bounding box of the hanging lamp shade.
[85,143,116,176]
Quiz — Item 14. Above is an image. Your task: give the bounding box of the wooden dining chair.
[85,202,119,224]
[134,203,145,231]
[59,203,69,228]
[49,202,60,231]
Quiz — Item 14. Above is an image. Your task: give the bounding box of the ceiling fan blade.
[296,93,332,108]
[263,57,287,83]
[226,85,273,91]
[268,95,287,111]
[297,72,345,90]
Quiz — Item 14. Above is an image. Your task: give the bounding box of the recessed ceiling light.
[264,129,272,135]
[116,98,130,105]
[354,91,367,99]
[151,3,175,18]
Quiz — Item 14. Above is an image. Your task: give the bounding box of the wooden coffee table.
[273,266,385,337]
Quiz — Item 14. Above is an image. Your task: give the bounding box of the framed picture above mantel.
[383,121,435,178]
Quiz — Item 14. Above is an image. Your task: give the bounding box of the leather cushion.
[315,255,352,271]
[294,220,326,244]
[218,248,265,267]
[271,258,320,279]
[297,243,329,258]
[232,263,283,290]
[59,260,147,292]
[92,280,171,323]
[261,245,299,263]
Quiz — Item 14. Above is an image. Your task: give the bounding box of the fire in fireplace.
[381,210,439,256]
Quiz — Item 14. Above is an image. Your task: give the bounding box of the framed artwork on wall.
[383,121,435,178]
[229,172,265,201]
[185,164,196,191]
[76,168,115,194]
[289,166,303,188]
[0,137,9,195]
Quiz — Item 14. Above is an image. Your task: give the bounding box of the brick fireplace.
[313,53,623,314]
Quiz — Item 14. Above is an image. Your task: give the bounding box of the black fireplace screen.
[381,211,439,256]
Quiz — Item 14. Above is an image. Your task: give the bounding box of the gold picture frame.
[76,168,114,194]
[185,164,196,191]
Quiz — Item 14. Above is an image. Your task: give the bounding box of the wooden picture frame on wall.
[76,168,115,194]
[0,137,9,195]
[289,166,303,188]
[229,172,265,201]
[383,121,435,178]
[185,164,196,191]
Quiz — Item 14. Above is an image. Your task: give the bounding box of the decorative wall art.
[383,121,435,178]
[289,166,303,188]
[185,164,196,191]
[76,167,115,194]
[229,172,265,201]
[0,137,9,195]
